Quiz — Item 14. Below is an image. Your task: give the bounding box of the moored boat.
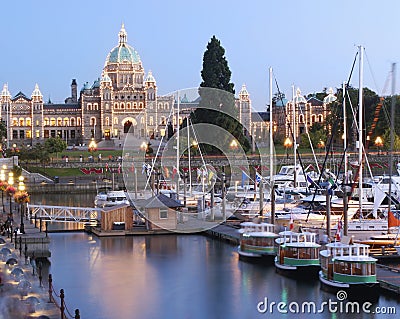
[274,231,321,278]
[94,190,130,207]
[319,242,379,301]
[237,220,278,263]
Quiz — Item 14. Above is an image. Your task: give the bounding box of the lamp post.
[140,141,148,154]
[284,137,292,159]
[18,176,25,234]
[0,165,7,212]
[88,138,97,162]
[317,140,325,155]
[375,136,383,155]
[7,171,14,216]
[230,139,238,151]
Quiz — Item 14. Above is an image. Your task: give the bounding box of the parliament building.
[0,24,256,149]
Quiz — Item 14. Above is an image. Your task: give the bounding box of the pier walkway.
[28,204,101,223]
[377,264,400,296]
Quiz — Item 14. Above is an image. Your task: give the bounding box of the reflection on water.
[31,192,95,207]
[48,233,400,319]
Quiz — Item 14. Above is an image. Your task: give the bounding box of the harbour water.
[32,193,400,318]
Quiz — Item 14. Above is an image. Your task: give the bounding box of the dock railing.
[48,274,81,319]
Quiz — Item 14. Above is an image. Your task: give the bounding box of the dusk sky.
[1,0,399,110]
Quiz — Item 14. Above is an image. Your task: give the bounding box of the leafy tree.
[0,120,6,143]
[44,137,67,157]
[382,129,400,152]
[191,36,250,154]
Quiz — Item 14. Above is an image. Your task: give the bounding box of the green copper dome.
[106,24,141,64]
[107,44,141,64]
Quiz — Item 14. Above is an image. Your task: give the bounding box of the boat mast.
[358,46,363,216]
[187,118,192,195]
[292,85,297,188]
[389,63,396,213]
[176,91,180,195]
[343,81,348,236]
[269,67,275,224]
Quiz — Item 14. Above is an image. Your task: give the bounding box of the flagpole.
[176,91,180,197]
[134,167,138,200]
[269,67,275,225]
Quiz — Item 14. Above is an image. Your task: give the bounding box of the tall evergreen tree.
[191,36,250,154]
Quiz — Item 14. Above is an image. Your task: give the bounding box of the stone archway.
[122,117,137,134]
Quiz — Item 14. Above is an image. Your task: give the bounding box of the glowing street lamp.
[140,141,148,152]
[317,140,325,154]
[18,176,25,234]
[375,136,383,155]
[7,171,15,216]
[88,138,97,160]
[0,165,7,212]
[230,139,238,151]
[284,137,292,159]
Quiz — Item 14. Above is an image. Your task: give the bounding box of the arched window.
[299,114,304,123]
[77,117,81,126]
[57,117,62,126]
[140,117,145,124]
[64,118,69,126]
[105,103,109,110]
[120,103,125,109]
[90,117,96,126]
[158,103,163,110]
[93,103,98,110]
[160,116,166,125]
[19,118,24,126]
[50,118,56,126]
[164,103,168,110]
[87,103,92,111]
[70,118,75,126]
[311,114,316,124]
[44,118,49,126]
[105,117,110,126]
[149,116,154,125]
[26,118,31,126]
[318,114,323,122]
[139,102,144,109]
[114,103,119,109]
[127,102,131,109]
[133,102,137,109]
[12,118,17,126]
[114,117,118,125]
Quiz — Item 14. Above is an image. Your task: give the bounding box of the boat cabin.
[320,242,377,284]
[238,222,278,254]
[276,231,321,266]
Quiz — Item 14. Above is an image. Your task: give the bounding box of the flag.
[163,167,170,178]
[142,163,147,174]
[241,171,250,188]
[388,211,400,228]
[208,171,214,184]
[172,166,178,179]
[306,174,314,185]
[289,211,294,230]
[255,172,262,184]
[142,163,151,175]
[335,219,343,241]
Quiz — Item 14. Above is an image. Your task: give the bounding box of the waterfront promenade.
[0,206,76,319]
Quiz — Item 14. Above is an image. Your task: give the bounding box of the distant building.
[0,24,256,148]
